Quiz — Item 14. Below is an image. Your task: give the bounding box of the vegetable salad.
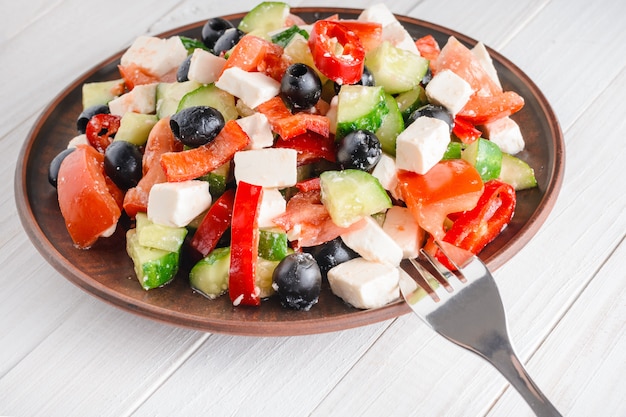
[50,2,536,312]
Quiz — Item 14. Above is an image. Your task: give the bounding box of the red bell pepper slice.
[442,179,516,254]
[228,181,263,306]
[85,113,121,153]
[452,115,482,144]
[160,119,250,182]
[189,189,235,261]
[308,20,365,85]
[256,97,330,139]
[273,131,336,165]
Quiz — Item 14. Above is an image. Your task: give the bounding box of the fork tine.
[419,248,461,290]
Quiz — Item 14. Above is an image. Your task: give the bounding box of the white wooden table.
[1,0,625,416]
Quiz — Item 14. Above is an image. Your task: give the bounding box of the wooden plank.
[489,237,626,417]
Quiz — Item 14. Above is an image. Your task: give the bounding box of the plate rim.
[14,7,565,336]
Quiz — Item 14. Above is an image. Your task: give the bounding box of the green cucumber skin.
[462,138,503,182]
[189,247,231,299]
[258,229,289,261]
[238,1,290,35]
[320,169,392,228]
[336,85,389,139]
[177,84,238,122]
[375,93,405,156]
[126,229,179,290]
[498,153,538,190]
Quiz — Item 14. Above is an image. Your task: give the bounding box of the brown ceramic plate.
[15,8,564,336]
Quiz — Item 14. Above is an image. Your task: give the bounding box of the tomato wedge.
[221,34,288,81]
[336,20,382,52]
[123,117,182,218]
[308,20,365,85]
[272,189,365,248]
[57,145,122,248]
[160,119,250,182]
[397,159,484,241]
[118,64,161,90]
[415,34,440,61]
[457,91,525,125]
[228,182,263,307]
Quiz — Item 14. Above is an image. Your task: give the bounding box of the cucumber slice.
[365,41,429,94]
[375,93,404,156]
[198,161,230,199]
[395,86,428,123]
[177,84,238,122]
[135,212,187,253]
[442,141,463,160]
[498,153,538,190]
[81,79,124,109]
[320,169,392,227]
[271,25,309,48]
[155,80,201,119]
[258,229,289,261]
[238,2,290,36]
[114,112,158,146]
[256,258,280,299]
[126,229,179,290]
[462,138,502,181]
[189,247,230,299]
[336,85,389,139]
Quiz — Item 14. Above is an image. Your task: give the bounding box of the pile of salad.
[49,2,537,311]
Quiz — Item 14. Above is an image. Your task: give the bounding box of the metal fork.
[399,242,562,417]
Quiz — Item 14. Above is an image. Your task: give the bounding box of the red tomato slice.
[415,34,440,61]
[431,36,501,96]
[118,64,161,90]
[160,119,250,182]
[397,159,484,241]
[457,91,525,125]
[272,190,365,248]
[123,118,181,218]
[57,145,122,248]
[221,35,288,81]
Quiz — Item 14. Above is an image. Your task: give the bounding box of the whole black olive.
[280,63,322,111]
[212,27,245,56]
[407,104,453,131]
[272,252,322,311]
[48,148,75,188]
[103,140,143,190]
[76,104,109,134]
[176,55,192,82]
[336,129,382,171]
[170,106,225,147]
[304,237,360,279]
[201,17,235,50]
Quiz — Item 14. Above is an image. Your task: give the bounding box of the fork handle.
[485,340,562,417]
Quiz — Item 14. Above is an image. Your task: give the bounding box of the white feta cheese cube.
[371,153,399,199]
[357,3,398,27]
[187,48,227,85]
[236,113,274,149]
[382,21,420,55]
[257,188,287,228]
[340,216,403,267]
[67,134,88,148]
[481,116,525,154]
[108,83,158,116]
[234,148,297,188]
[395,116,450,174]
[147,180,212,228]
[471,42,502,89]
[327,258,400,309]
[382,206,422,259]
[215,67,280,109]
[425,69,474,116]
[120,35,188,78]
